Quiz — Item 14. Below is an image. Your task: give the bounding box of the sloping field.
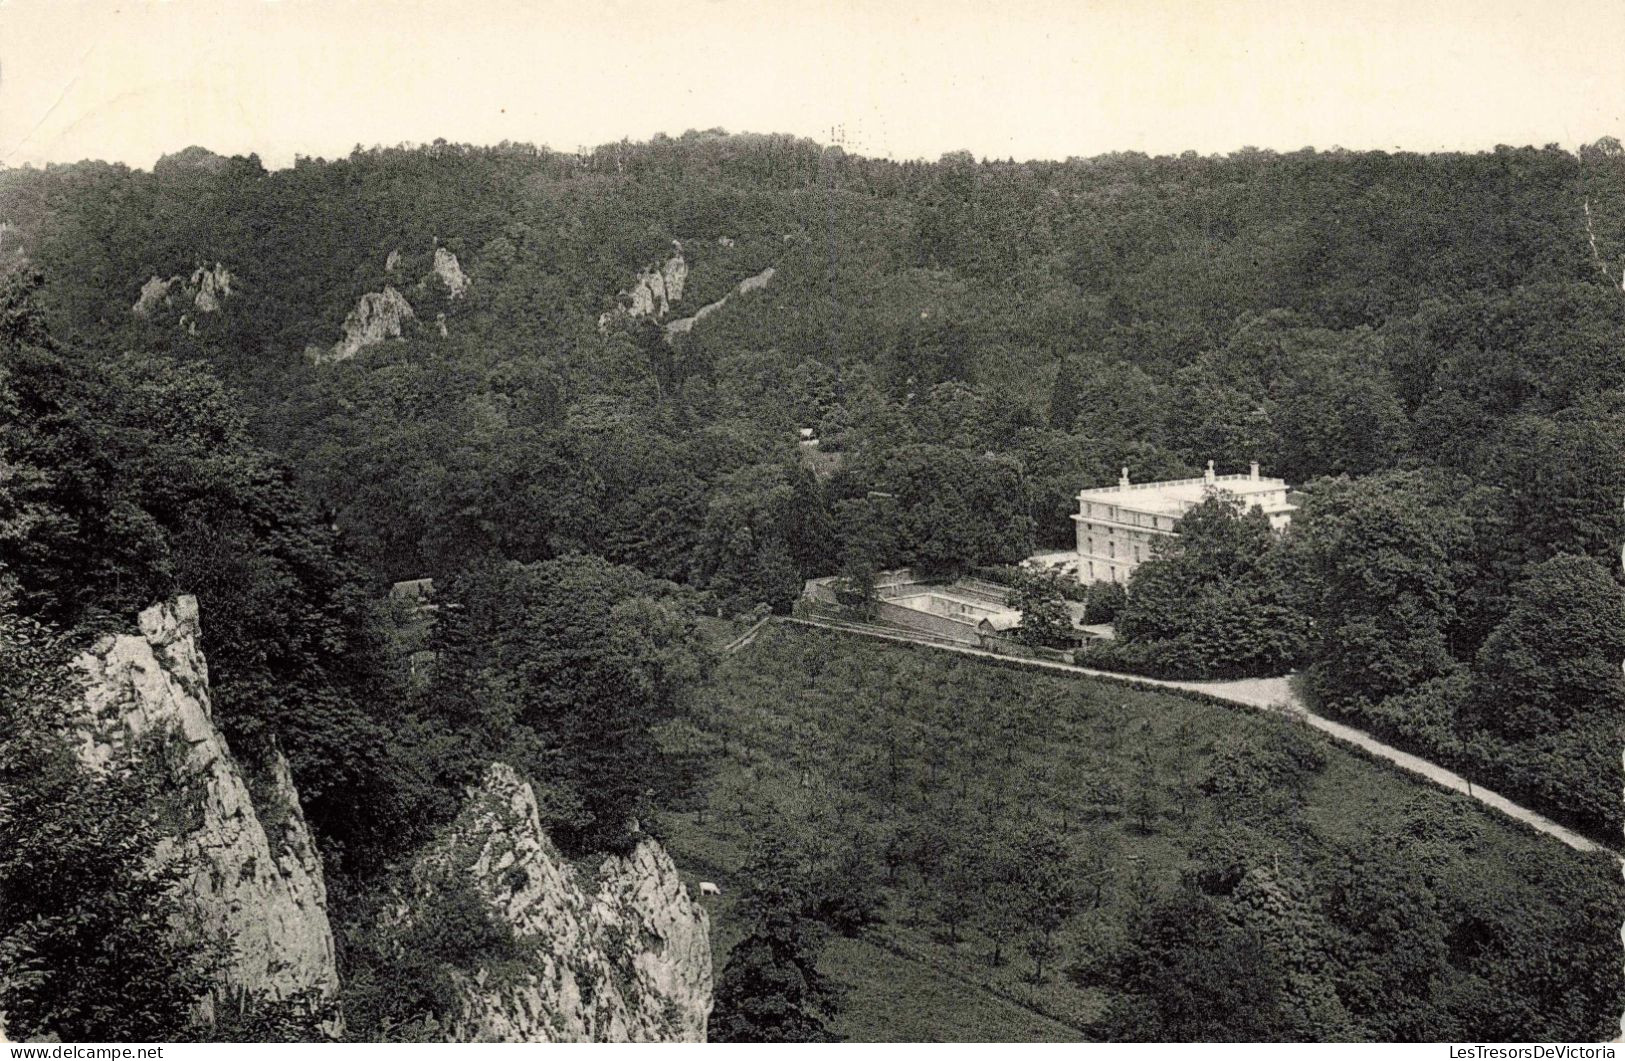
[658,624,1621,1042]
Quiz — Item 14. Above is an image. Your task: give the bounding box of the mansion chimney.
[1250,461,1260,481]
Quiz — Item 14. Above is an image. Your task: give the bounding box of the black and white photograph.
[0,0,1621,1047]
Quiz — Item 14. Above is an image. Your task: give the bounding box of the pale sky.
[1,0,1623,170]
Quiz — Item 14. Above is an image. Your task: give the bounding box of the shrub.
[1083,581,1126,623]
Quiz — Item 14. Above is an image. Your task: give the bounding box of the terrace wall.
[872,597,984,645]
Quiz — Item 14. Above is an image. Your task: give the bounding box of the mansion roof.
[1076,464,1296,521]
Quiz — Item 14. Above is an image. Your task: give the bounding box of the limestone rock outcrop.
[433,247,471,299]
[735,265,775,295]
[188,263,234,313]
[73,597,339,1008]
[312,286,416,364]
[398,763,712,1042]
[593,837,713,1041]
[597,243,688,330]
[131,262,236,322]
[132,276,178,317]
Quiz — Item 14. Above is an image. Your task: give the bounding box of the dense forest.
[1,131,1621,1039]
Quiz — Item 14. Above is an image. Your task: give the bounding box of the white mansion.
[1071,461,1296,584]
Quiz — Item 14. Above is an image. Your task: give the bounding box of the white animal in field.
[699,881,721,897]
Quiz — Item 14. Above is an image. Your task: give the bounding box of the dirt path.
[778,616,1611,856]
[721,616,771,655]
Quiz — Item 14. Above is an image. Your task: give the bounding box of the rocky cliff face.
[433,247,471,299]
[597,243,688,330]
[399,763,712,1042]
[132,262,236,324]
[188,263,234,313]
[311,286,416,363]
[73,597,340,1010]
[132,276,178,317]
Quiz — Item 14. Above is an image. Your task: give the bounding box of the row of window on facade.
[1084,536,1142,563]
[1080,503,1174,530]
